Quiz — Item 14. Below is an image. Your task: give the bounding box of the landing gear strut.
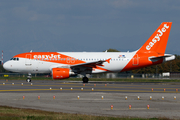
[26,73,32,82]
[26,78,31,82]
[82,77,89,83]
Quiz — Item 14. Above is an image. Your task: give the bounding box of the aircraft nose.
[3,62,10,71]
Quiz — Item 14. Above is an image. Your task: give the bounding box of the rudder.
[138,22,172,55]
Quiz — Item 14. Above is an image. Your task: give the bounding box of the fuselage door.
[132,54,139,65]
[25,54,32,66]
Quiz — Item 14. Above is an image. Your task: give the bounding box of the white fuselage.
[3,51,137,74]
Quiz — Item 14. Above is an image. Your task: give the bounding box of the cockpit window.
[10,58,19,61]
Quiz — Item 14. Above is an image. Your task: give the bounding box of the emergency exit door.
[132,54,139,65]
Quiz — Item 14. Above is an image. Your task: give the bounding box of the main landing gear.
[82,77,89,83]
[26,73,32,82]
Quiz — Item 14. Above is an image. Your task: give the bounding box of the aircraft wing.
[70,58,111,68]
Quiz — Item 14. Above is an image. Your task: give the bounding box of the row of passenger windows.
[33,58,129,61]
[10,58,129,61]
[10,58,19,61]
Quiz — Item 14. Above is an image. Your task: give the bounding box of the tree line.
[132,55,180,74]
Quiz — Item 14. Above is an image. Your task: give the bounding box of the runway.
[0,80,180,119]
[1,80,180,93]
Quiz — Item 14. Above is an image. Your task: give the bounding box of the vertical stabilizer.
[138,22,172,55]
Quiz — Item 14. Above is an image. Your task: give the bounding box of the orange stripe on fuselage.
[121,51,163,72]
[14,52,85,65]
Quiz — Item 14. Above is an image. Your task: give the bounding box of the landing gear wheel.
[26,78,31,83]
[82,77,89,83]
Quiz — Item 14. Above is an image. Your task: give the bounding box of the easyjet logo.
[33,54,61,59]
[146,24,169,50]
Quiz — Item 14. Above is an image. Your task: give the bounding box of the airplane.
[3,22,175,83]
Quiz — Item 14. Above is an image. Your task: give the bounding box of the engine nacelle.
[52,68,73,80]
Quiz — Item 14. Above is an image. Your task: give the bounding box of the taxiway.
[0,80,180,119]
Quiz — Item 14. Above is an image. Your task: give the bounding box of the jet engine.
[52,68,74,79]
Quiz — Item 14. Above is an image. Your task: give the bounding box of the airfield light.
[125,96,127,100]
[111,105,113,110]
[162,96,164,100]
[147,104,150,109]
[164,89,166,92]
[137,96,140,100]
[150,96,152,100]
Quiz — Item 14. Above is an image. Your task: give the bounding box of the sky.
[0,0,180,62]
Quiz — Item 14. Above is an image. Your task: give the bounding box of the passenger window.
[17,58,19,61]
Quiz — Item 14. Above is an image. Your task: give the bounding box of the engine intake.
[52,68,74,79]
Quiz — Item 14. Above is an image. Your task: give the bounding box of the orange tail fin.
[138,22,172,55]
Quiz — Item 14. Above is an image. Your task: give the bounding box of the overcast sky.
[0,0,180,62]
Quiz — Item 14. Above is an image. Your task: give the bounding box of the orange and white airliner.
[3,22,175,83]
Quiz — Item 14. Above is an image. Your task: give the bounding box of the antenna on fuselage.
[30,50,33,53]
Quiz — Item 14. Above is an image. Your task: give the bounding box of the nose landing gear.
[26,78,31,82]
[26,73,31,82]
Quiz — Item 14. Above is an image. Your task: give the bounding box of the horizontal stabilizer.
[149,54,175,62]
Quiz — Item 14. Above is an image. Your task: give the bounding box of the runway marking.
[1,81,180,93]
[0,88,179,93]
[1,83,179,91]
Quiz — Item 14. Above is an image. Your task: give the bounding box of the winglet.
[106,58,111,63]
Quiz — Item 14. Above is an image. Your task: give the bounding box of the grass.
[0,106,169,120]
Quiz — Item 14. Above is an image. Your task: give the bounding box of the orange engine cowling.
[52,68,72,79]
